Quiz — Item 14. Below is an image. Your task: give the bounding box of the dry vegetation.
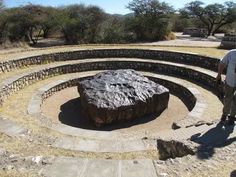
[0,171,39,177]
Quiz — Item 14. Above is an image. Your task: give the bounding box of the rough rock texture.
[157,139,196,160]
[77,69,169,127]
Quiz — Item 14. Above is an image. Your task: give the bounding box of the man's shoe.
[227,119,235,126]
[227,116,236,126]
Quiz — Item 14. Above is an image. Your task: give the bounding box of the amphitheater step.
[42,157,157,177]
[52,137,149,153]
[0,117,27,137]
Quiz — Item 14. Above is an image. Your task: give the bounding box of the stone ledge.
[0,117,28,137]
[0,49,220,74]
[1,59,219,107]
[27,74,197,140]
[52,137,150,153]
[172,87,209,129]
[42,157,157,177]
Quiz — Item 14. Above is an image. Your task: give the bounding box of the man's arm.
[217,50,231,81]
[216,62,225,82]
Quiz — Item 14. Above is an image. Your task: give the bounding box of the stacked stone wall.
[0,59,218,106]
[0,49,219,73]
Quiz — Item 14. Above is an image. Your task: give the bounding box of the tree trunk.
[43,27,49,38]
[212,22,228,36]
[28,27,37,44]
[207,23,214,36]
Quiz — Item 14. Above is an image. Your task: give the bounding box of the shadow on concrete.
[231,170,236,177]
[59,97,162,131]
[191,123,235,160]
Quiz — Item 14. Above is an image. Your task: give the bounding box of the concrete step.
[42,157,157,177]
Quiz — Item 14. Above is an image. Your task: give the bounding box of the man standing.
[216,49,236,125]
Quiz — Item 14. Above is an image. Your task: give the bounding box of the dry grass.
[0,171,39,177]
[0,132,158,160]
[0,45,228,62]
[184,162,236,177]
[154,46,227,58]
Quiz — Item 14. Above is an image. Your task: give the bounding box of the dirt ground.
[42,87,189,134]
[0,40,232,177]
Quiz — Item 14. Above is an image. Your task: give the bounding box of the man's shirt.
[221,49,236,87]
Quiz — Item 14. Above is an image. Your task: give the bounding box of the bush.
[99,16,136,43]
[165,32,176,40]
[0,1,182,45]
[62,19,85,44]
[6,8,33,42]
[127,0,174,42]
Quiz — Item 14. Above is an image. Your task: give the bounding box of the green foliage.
[127,0,174,41]
[1,1,174,44]
[0,0,6,43]
[0,0,4,11]
[99,15,135,43]
[62,18,85,44]
[6,8,33,42]
[1,5,57,44]
[53,4,106,44]
[57,5,87,44]
[170,14,194,32]
[2,0,235,45]
[180,1,236,36]
[84,6,106,43]
[0,11,7,43]
[40,8,60,38]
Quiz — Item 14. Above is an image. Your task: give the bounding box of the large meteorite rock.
[77,69,169,127]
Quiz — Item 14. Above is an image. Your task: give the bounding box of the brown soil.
[42,87,189,133]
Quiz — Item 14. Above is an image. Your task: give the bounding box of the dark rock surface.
[77,69,169,127]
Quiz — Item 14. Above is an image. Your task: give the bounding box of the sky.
[4,0,230,14]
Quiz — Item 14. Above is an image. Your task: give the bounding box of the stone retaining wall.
[40,77,196,111]
[27,75,197,134]
[0,60,218,106]
[220,36,236,49]
[0,49,220,73]
[149,77,196,111]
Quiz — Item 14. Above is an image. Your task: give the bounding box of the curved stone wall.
[40,77,196,111]
[27,75,197,136]
[0,49,227,164]
[0,60,218,106]
[0,49,220,73]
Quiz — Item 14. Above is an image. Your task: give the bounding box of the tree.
[99,15,133,43]
[127,0,174,41]
[180,1,236,36]
[13,4,66,44]
[1,5,59,44]
[0,13,7,43]
[170,14,195,32]
[0,0,4,11]
[84,6,105,43]
[5,8,33,42]
[54,4,106,44]
[40,7,60,38]
[0,0,6,43]
[56,5,87,44]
